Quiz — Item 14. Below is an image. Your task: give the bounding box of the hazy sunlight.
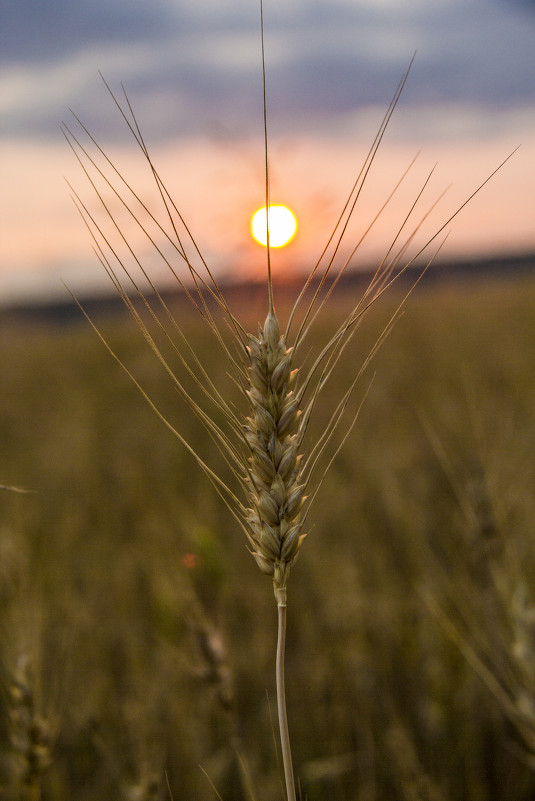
[251,205,298,248]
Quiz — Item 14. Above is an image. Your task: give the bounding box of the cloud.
[0,0,171,64]
[0,0,534,146]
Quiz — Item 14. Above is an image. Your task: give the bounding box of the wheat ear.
[64,1,516,794]
[8,656,53,801]
[245,304,302,800]
[244,310,305,592]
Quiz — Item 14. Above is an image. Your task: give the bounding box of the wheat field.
[1,272,535,800]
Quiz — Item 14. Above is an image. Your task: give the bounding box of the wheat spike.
[9,656,53,799]
[244,310,306,591]
[64,11,515,798]
[64,68,514,602]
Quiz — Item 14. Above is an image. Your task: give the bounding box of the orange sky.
[2,0,535,305]
[2,115,534,304]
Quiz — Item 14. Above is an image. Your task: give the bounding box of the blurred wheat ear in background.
[59,2,519,799]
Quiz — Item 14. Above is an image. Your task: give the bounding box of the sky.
[1,0,534,304]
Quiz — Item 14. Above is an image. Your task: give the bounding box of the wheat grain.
[244,310,306,592]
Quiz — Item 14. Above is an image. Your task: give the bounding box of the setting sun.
[251,204,297,248]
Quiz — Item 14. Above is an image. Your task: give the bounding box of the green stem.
[275,587,296,801]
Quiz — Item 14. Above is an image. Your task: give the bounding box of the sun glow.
[251,204,297,248]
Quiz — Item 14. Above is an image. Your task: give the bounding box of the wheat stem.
[275,587,296,801]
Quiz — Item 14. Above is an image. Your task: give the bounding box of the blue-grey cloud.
[1,0,534,144]
[0,0,172,63]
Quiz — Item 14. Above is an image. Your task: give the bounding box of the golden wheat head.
[244,310,307,589]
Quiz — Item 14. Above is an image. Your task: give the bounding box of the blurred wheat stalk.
[62,3,514,797]
[0,527,55,801]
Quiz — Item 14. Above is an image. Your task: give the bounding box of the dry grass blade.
[0,483,35,494]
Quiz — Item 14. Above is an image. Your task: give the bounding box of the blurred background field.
[1,270,535,800]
